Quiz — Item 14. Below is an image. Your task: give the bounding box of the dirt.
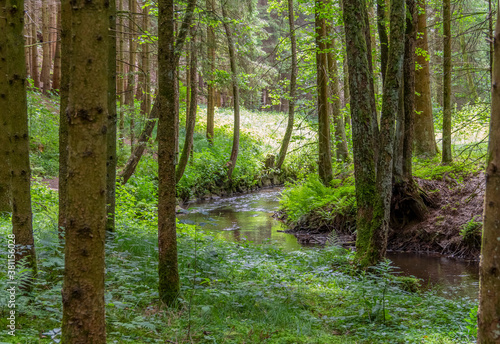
[284,173,485,260]
[41,177,59,191]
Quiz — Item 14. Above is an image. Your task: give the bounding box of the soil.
[42,177,59,191]
[284,173,485,260]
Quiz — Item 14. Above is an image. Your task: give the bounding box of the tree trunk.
[52,2,61,90]
[206,0,215,144]
[327,24,349,163]
[121,98,158,184]
[139,2,151,115]
[118,0,125,149]
[222,6,240,179]
[377,0,388,83]
[5,0,38,279]
[316,0,333,185]
[478,8,500,342]
[61,0,108,339]
[344,0,405,267]
[176,29,197,182]
[30,0,40,88]
[441,0,452,163]
[0,8,11,212]
[127,0,137,151]
[107,0,117,232]
[41,0,51,93]
[58,0,70,239]
[414,0,437,157]
[276,0,297,170]
[157,0,195,306]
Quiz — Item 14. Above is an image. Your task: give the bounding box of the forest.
[1,0,500,342]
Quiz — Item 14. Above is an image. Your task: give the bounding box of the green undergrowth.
[0,182,476,343]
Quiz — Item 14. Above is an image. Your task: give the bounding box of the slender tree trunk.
[106,0,117,232]
[414,0,437,157]
[478,8,500,342]
[157,0,195,306]
[222,6,240,179]
[489,0,494,81]
[41,0,51,93]
[58,0,70,238]
[49,0,57,60]
[121,98,158,184]
[61,0,108,339]
[30,0,40,88]
[5,0,38,277]
[206,0,215,144]
[118,0,125,149]
[316,0,333,185]
[0,10,11,212]
[327,25,349,163]
[176,29,197,182]
[127,0,136,151]
[52,2,61,90]
[377,0,388,84]
[276,0,297,170]
[139,3,150,115]
[442,0,452,163]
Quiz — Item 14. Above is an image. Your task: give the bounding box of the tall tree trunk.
[61,0,108,339]
[107,0,117,232]
[478,8,500,342]
[58,0,70,238]
[118,0,125,149]
[127,0,137,151]
[344,0,405,267]
[377,0,388,84]
[157,0,195,306]
[120,98,158,184]
[414,0,437,157]
[41,0,51,93]
[327,25,349,163]
[0,8,11,212]
[176,30,197,182]
[222,6,240,179]
[316,0,333,185]
[276,0,297,170]
[5,0,38,278]
[52,2,61,90]
[441,0,452,163]
[29,0,40,88]
[206,0,215,144]
[139,3,150,115]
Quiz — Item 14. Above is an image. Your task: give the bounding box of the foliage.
[459,216,482,248]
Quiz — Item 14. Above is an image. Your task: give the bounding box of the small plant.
[460,216,482,248]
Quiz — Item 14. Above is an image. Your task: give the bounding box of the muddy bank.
[280,173,484,260]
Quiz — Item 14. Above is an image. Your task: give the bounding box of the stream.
[179,187,479,300]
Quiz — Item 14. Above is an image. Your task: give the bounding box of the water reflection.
[180,187,479,299]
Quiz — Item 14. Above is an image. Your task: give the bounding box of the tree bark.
[414,0,437,157]
[157,0,195,306]
[139,2,150,115]
[118,0,125,149]
[5,0,38,279]
[52,2,61,90]
[41,0,51,93]
[206,0,216,144]
[276,0,297,170]
[29,0,40,88]
[127,0,137,151]
[0,7,11,212]
[107,0,117,232]
[441,0,452,163]
[316,0,333,185]
[222,6,240,179]
[377,0,388,84]
[176,29,197,182]
[61,0,108,339]
[478,8,500,342]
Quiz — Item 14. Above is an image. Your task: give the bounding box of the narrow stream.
[179,187,479,299]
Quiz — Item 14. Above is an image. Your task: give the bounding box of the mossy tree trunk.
[176,28,198,183]
[344,0,405,267]
[0,7,11,213]
[107,0,117,232]
[206,0,216,144]
[414,0,437,157]
[441,0,452,163]
[60,0,109,339]
[5,0,38,276]
[478,8,500,342]
[157,0,195,306]
[377,0,388,84]
[316,0,333,185]
[222,5,240,179]
[276,0,297,170]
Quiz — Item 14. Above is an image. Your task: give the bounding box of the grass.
[0,178,477,343]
